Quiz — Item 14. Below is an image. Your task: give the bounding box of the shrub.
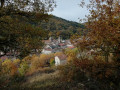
[18,61,29,76]
[2,59,18,76]
[31,56,44,70]
[58,62,87,82]
[50,58,55,66]
[59,58,120,90]
[13,59,20,67]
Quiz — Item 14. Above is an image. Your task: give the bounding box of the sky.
[50,0,89,23]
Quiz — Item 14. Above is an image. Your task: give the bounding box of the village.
[42,36,74,54]
[0,0,120,89]
[0,35,102,66]
[42,36,75,66]
[0,36,75,66]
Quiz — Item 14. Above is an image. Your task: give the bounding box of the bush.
[2,59,18,76]
[50,58,55,66]
[58,62,87,83]
[18,61,29,76]
[59,58,120,90]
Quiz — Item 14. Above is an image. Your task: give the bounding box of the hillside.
[11,15,86,39]
[39,16,86,39]
[6,14,86,39]
[40,16,85,31]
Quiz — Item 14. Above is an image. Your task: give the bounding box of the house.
[42,36,75,56]
[42,48,52,54]
[67,44,75,49]
[44,45,52,49]
[55,54,67,66]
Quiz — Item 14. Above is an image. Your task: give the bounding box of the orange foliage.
[73,0,120,62]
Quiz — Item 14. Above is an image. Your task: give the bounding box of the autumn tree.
[64,48,79,62]
[2,59,18,76]
[0,0,56,58]
[28,54,54,71]
[76,0,120,62]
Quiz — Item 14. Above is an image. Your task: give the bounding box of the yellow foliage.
[2,59,17,76]
[40,54,54,62]
[54,52,63,57]
[22,56,32,62]
[64,48,78,62]
[13,59,20,66]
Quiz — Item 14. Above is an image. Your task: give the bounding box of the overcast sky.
[50,0,89,22]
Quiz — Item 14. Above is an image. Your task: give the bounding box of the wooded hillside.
[39,16,86,39]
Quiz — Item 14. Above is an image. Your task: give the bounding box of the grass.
[21,67,85,90]
[23,70,60,88]
[1,67,85,90]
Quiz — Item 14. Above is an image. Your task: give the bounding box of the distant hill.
[16,15,86,39]
[39,16,86,39]
[40,16,85,31]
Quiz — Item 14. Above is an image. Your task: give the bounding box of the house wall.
[42,49,52,54]
[45,45,52,49]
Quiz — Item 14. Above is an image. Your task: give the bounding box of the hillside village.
[42,36,74,54]
[42,37,75,66]
[0,36,75,66]
[0,0,120,89]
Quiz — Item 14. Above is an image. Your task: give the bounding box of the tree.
[0,0,56,12]
[64,48,79,62]
[0,0,56,58]
[77,0,120,62]
[0,18,47,58]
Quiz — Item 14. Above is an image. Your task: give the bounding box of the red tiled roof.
[68,46,75,49]
[44,48,52,51]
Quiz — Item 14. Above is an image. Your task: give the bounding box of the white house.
[55,54,67,66]
[45,45,52,49]
[67,44,74,49]
[41,48,52,54]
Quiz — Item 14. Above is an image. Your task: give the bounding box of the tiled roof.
[44,48,52,51]
[68,46,75,49]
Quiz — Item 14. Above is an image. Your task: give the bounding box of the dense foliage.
[59,0,120,90]
[0,0,120,89]
[77,0,120,62]
[59,58,120,90]
[0,0,56,58]
[39,16,86,39]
